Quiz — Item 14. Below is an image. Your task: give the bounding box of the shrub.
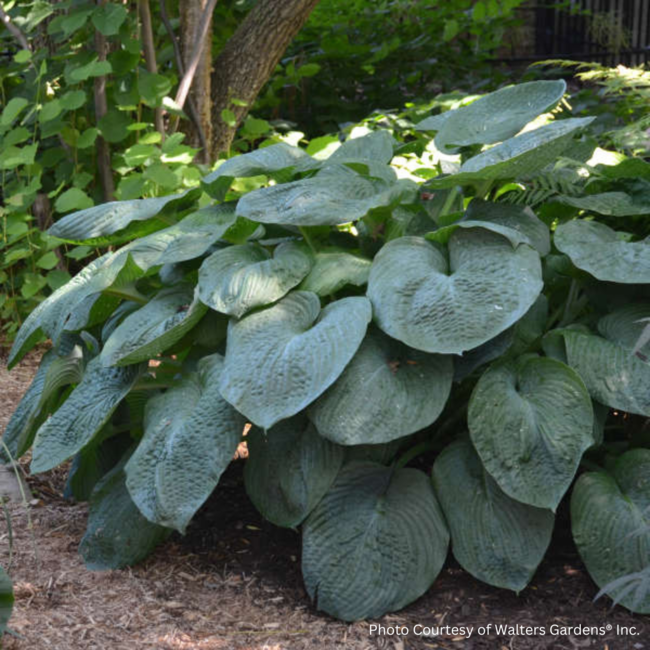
[4,79,650,621]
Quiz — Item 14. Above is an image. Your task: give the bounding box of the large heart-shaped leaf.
[219,291,371,428]
[236,164,417,226]
[428,118,595,188]
[244,415,344,527]
[117,203,237,268]
[558,191,650,216]
[101,286,207,367]
[198,241,312,317]
[30,358,141,473]
[468,356,593,510]
[309,328,453,445]
[463,200,550,256]
[0,566,13,637]
[427,80,566,153]
[554,220,650,283]
[433,438,554,591]
[299,250,372,296]
[302,461,449,621]
[367,232,542,354]
[8,251,132,368]
[414,110,454,132]
[2,338,84,459]
[547,306,650,416]
[453,294,548,382]
[572,449,650,613]
[80,461,171,570]
[48,189,200,244]
[125,354,245,533]
[201,142,318,199]
[327,130,395,164]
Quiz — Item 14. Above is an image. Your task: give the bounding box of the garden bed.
[1,353,648,650]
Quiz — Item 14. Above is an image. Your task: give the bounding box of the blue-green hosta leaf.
[30,358,141,473]
[309,328,453,445]
[101,286,207,367]
[2,338,84,459]
[430,80,566,153]
[547,306,650,416]
[572,449,650,614]
[80,461,171,570]
[299,251,372,296]
[101,301,141,343]
[427,220,532,249]
[115,203,237,268]
[302,461,449,621]
[554,220,650,284]
[367,232,543,354]
[433,438,554,591]
[64,429,132,502]
[453,294,548,382]
[468,356,593,510]
[198,241,312,317]
[244,415,344,527]
[327,130,395,165]
[202,142,318,199]
[428,118,595,188]
[0,566,13,637]
[464,200,550,256]
[125,354,245,532]
[558,191,650,216]
[48,189,200,245]
[219,291,371,429]
[414,110,454,132]
[8,252,132,368]
[236,164,417,226]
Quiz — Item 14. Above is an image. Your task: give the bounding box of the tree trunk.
[210,0,321,158]
[179,0,213,162]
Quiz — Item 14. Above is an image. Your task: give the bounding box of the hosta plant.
[4,79,650,621]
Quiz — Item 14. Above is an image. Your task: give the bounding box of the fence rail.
[505,0,650,66]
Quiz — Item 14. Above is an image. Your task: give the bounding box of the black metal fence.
[506,0,650,66]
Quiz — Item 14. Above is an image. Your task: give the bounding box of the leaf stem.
[102,287,148,305]
[438,186,460,219]
[395,440,436,470]
[298,226,318,254]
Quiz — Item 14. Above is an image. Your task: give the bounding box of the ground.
[0,351,648,650]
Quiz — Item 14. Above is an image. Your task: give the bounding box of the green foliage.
[259,0,528,134]
[0,1,204,340]
[4,73,650,623]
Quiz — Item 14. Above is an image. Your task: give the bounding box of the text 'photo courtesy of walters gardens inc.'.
[368,621,647,648]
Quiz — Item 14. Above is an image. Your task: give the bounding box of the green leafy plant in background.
[0,1,206,341]
[267,0,528,134]
[4,76,650,621]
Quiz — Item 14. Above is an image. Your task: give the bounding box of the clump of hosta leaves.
[4,79,650,621]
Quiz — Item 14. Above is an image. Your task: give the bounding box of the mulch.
[0,348,648,650]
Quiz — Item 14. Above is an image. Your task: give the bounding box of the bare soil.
[0,350,648,650]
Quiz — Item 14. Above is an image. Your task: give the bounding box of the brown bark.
[179,0,214,161]
[210,0,321,158]
[93,1,115,201]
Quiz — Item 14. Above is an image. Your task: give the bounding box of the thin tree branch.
[173,0,218,111]
[158,0,209,159]
[0,3,31,51]
[138,0,165,138]
[94,1,115,201]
